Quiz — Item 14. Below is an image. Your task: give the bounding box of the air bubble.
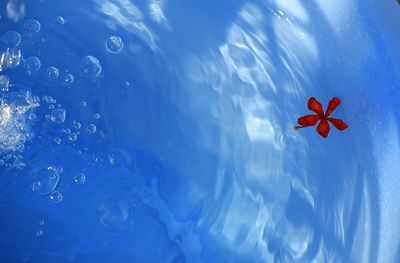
[6,0,25,22]
[46,66,59,80]
[28,112,36,120]
[105,36,124,53]
[1,31,21,48]
[81,55,102,78]
[36,230,43,236]
[22,56,41,74]
[97,197,129,228]
[57,166,63,174]
[86,124,96,134]
[73,120,81,129]
[55,16,65,25]
[81,101,87,107]
[68,132,77,142]
[50,191,63,203]
[43,95,56,104]
[93,113,101,120]
[74,173,86,185]
[24,18,41,33]
[50,108,66,123]
[31,166,60,195]
[54,137,61,144]
[63,73,74,86]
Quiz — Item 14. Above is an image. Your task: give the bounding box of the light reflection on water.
[0,0,400,262]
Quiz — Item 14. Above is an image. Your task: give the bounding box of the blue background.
[1,0,400,262]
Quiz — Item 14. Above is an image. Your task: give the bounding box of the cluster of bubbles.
[0,90,39,157]
[30,163,87,204]
[36,219,45,237]
[0,48,22,71]
[1,16,136,233]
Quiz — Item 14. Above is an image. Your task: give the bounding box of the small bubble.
[54,137,61,144]
[55,16,65,25]
[38,220,45,225]
[74,173,86,185]
[26,132,33,140]
[81,55,102,78]
[72,120,82,129]
[97,196,129,228]
[36,230,43,236]
[68,132,77,142]
[105,36,124,53]
[81,101,87,107]
[48,104,55,110]
[0,31,21,48]
[23,56,41,73]
[124,82,130,87]
[50,108,66,124]
[108,154,116,166]
[43,95,56,104]
[50,191,63,203]
[46,66,59,80]
[97,130,106,139]
[24,18,41,33]
[28,112,36,120]
[63,73,74,86]
[93,113,101,120]
[87,124,96,134]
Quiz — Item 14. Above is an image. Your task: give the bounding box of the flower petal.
[316,119,330,138]
[328,118,348,130]
[325,97,341,116]
[308,97,324,115]
[298,115,320,127]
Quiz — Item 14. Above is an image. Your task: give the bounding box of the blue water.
[1,0,400,262]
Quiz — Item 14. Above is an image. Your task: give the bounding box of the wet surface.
[0,0,400,262]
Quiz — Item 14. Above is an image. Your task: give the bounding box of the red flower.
[294,97,348,138]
